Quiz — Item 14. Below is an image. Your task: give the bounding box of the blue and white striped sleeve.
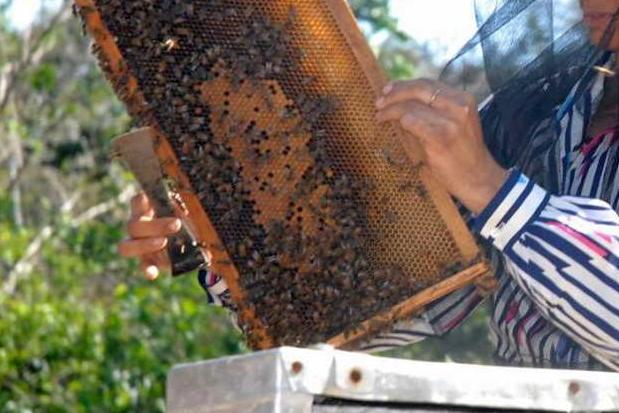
[359,284,485,352]
[197,268,235,309]
[474,169,619,369]
[197,266,487,352]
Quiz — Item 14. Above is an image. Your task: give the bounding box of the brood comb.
[75,0,490,349]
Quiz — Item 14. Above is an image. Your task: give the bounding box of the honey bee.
[163,38,179,51]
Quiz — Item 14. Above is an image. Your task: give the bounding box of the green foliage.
[0,195,245,412]
[381,51,417,80]
[350,0,408,40]
[29,64,57,92]
[0,265,243,412]
[0,1,492,411]
[382,304,493,364]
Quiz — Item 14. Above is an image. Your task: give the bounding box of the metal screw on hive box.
[166,347,619,413]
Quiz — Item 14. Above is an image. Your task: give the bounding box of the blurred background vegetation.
[0,0,491,411]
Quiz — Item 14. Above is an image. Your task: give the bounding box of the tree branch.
[5,159,27,193]
[2,185,136,296]
[73,186,136,227]
[0,1,72,114]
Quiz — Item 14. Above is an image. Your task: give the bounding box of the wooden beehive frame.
[75,0,490,350]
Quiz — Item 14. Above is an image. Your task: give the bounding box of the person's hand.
[376,78,508,215]
[118,192,181,280]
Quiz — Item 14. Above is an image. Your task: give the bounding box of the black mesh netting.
[440,0,619,190]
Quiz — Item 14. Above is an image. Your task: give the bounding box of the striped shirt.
[200,57,619,372]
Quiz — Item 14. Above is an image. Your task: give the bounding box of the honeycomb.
[75,0,488,349]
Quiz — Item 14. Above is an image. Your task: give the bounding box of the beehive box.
[74,0,489,349]
[167,348,619,413]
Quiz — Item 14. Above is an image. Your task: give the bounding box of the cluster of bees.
[82,0,426,346]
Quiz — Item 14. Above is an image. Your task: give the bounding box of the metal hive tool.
[75,0,490,349]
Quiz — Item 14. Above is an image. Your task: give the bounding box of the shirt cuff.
[473,169,551,251]
[197,269,229,305]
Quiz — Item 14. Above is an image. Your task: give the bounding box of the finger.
[376,100,446,126]
[150,250,171,268]
[377,79,441,107]
[130,192,155,220]
[127,217,181,239]
[400,111,456,145]
[118,237,168,258]
[140,260,160,281]
[377,100,455,148]
[377,79,472,119]
[141,250,171,280]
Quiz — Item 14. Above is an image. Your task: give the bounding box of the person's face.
[580,0,619,50]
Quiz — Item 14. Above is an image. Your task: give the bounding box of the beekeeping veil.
[439,0,619,190]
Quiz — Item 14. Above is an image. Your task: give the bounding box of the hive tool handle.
[111,127,206,276]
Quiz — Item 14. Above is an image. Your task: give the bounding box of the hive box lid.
[167,347,619,413]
